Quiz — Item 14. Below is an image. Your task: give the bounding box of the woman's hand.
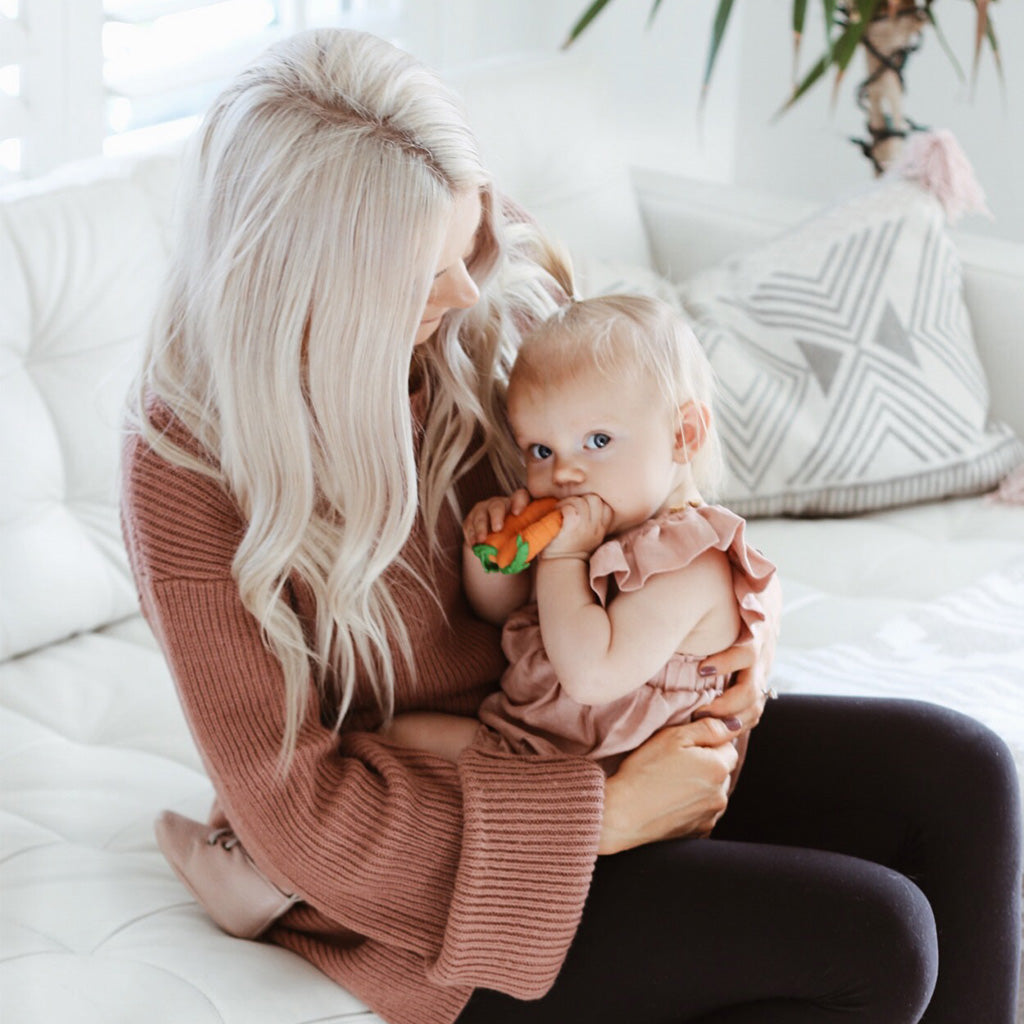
[694,655,767,733]
[462,488,532,546]
[599,717,740,855]
[695,574,782,733]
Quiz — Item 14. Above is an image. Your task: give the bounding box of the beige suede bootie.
[155,810,299,938]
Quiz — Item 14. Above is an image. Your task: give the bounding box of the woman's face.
[415,189,482,345]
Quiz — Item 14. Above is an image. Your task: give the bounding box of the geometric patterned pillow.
[679,178,1024,517]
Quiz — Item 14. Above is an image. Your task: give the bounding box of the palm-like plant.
[563,0,1002,174]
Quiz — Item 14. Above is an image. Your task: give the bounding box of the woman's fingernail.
[699,665,718,677]
[723,716,743,732]
[692,710,712,721]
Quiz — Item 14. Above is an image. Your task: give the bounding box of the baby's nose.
[552,455,584,483]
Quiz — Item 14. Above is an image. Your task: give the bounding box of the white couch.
[2,54,1022,1023]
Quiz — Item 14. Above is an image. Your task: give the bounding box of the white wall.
[542,0,742,184]
[399,0,738,182]
[34,1,1016,241]
[453,0,742,182]
[397,0,560,68]
[424,0,1021,244]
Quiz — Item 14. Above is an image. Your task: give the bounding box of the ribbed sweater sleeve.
[121,423,605,1024]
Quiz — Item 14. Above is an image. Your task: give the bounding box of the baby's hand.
[462,489,532,547]
[544,494,613,559]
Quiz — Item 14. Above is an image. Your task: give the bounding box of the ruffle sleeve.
[589,504,776,640]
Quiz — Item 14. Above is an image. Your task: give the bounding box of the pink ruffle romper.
[477,504,777,772]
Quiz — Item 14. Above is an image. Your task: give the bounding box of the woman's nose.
[438,261,479,311]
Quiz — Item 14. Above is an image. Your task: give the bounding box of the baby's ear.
[673,401,711,464]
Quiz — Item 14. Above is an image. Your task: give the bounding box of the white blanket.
[749,497,1024,781]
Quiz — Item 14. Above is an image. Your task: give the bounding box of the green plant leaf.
[563,0,1006,119]
[562,0,615,49]
[701,0,738,99]
[925,6,967,85]
[981,7,1005,103]
[837,0,875,72]
[828,3,872,109]
[971,0,991,85]
[793,0,809,37]
[986,15,1003,76]
[822,0,838,59]
[776,9,867,119]
[792,0,809,82]
[775,52,830,118]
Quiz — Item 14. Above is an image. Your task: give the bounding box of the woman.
[121,27,1021,1024]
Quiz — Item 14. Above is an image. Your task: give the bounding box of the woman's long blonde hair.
[134,28,568,764]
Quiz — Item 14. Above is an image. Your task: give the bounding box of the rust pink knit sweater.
[120,404,606,1024]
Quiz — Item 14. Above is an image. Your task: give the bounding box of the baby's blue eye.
[528,443,553,460]
[584,432,612,450]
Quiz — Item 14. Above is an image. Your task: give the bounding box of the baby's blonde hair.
[511,294,724,496]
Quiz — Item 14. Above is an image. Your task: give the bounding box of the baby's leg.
[380,712,480,762]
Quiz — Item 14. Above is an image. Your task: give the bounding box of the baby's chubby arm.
[538,497,739,706]
[461,489,533,624]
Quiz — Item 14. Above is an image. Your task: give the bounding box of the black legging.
[458,696,1022,1023]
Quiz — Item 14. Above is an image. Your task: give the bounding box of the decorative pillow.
[989,463,1024,506]
[679,178,1024,517]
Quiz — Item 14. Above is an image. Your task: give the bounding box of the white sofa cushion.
[679,177,1023,516]
[749,496,1024,769]
[0,615,383,1024]
[0,153,180,660]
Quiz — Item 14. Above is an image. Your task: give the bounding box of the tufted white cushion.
[0,615,382,1024]
[0,153,180,660]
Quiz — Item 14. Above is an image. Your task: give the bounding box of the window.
[1,1,34,180]
[0,0,401,183]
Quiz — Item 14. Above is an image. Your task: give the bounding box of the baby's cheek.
[525,469,549,497]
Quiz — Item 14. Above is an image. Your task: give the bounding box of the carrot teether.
[473,497,564,574]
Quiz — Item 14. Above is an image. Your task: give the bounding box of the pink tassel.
[988,463,1024,506]
[890,130,991,224]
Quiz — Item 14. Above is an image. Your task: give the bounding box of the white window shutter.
[102,1,404,157]
[1,0,404,179]
[2,1,103,179]
[0,3,29,181]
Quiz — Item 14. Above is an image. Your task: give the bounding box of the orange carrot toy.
[473,497,564,574]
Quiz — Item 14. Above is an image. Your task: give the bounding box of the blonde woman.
[121,28,1021,1024]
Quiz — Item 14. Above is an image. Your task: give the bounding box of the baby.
[386,293,777,773]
